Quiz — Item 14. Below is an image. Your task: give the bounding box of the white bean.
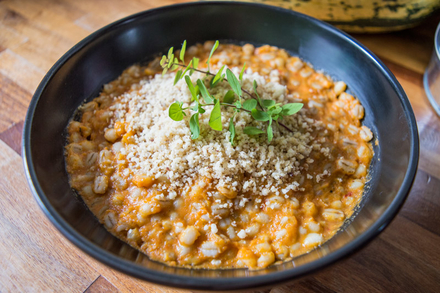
[93,175,108,194]
[257,252,275,268]
[334,81,347,96]
[337,159,357,175]
[200,241,220,257]
[350,179,364,190]
[179,226,200,246]
[303,233,323,247]
[104,128,118,142]
[322,209,345,221]
[360,126,373,141]
[104,211,116,229]
[127,228,140,241]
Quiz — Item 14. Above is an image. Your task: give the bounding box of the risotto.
[65,42,373,269]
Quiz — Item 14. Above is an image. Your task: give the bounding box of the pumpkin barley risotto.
[65,41,373,269]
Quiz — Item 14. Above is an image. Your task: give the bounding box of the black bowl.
[22,2,419,291]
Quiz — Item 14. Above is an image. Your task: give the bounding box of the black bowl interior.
[23,2,419,291]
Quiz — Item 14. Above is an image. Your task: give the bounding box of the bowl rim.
[22,1,419,291]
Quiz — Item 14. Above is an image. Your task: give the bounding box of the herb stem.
[169,63,263,103]
[169,62,294,133]
[202,103,294,133]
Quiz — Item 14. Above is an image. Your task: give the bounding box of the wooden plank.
[0,72,31,132]
[383,58,431,116]
[277,213,440,293]
[0,23,28,50]
[353,33,431,75]
[72,246,196,293]
[0,140,100,292]
[353,237,440,293]
[73,0,189,32]
[384,59,440,177]
[85,276,120,293]
[0,49,44,94]
[72,0,153,32]
[2,0,89,44]
[306,252,395,293]
[399,170,440,236]
[272,278,336,293]
[379,215,440,271]
[417,110,440,179]
[0,5,77,72]
[352,14,440,75]
[0,120,24,154]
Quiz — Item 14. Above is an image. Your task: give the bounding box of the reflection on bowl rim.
[22,2,419,291]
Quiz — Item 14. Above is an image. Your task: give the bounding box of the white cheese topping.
[112,68,324,195]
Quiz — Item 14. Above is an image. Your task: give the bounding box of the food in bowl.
[65,41,373,269]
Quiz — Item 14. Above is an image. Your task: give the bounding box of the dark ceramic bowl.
[23,2,419,291]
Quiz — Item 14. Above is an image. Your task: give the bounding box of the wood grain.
[85,276,119,293]
[0,140,100,292]
[353,13,440,75]
[384,59,440,177]
[0,49,44,94]
[1,0,440,292]
[0,120,23,154]
[0,72,30,132]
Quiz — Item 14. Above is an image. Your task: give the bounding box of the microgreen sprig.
[162,40,303,144]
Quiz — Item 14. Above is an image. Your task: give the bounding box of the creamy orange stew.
[65,42,373,269]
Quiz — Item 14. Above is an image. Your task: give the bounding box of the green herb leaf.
[223,90,235,104]
[229,115,236,145]
[162,67,168,75]
[160,55,167,67]
[165,41,303,145]
[189,113,200,140]
[210,65,225,88]
[169,102,184,121]
[197,79,214,104]
[226,68,242,98]
[180,40,186,62]
[182,60,193,76]
[251,109,270,121]
[206,40,219,72]
[194,84,200,97]
[268,106,282,116]
[170,57,179,70]
[239,62,246,82]
[262,99,276,108]
[209,100,222,131]
[242,99,258,111]
[174,70,182,85]
[167,47,174,60]
[167,47,174,68]
[185,76,198,101]
[192,57,199,69]
[243,126,264,135]
[281,103,304,115]
[267,118,273,143]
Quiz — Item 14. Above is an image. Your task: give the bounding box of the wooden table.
[1,0,439,292]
